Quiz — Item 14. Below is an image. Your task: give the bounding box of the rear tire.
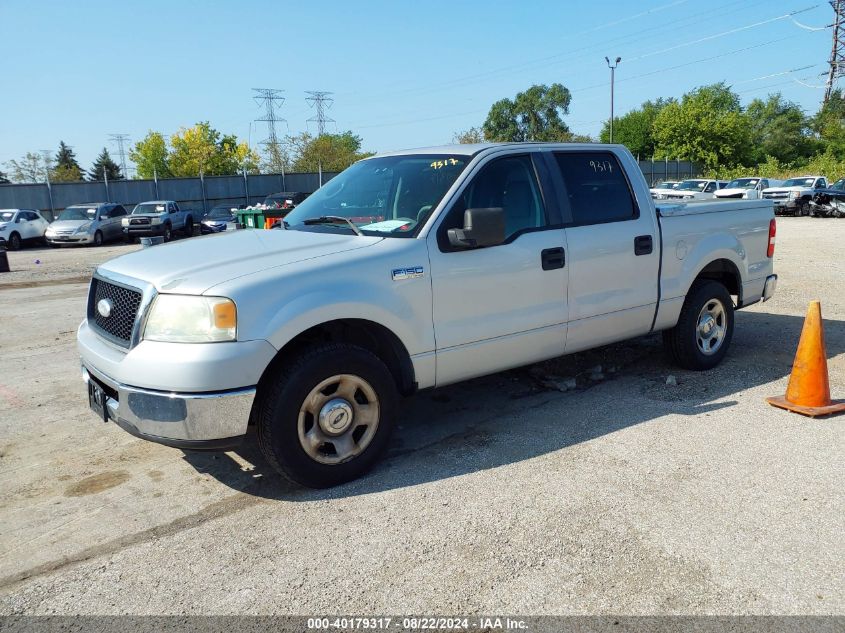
[257,343,398,488]
[663,280,734,371]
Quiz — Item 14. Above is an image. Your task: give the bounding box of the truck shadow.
[181,309,845,501]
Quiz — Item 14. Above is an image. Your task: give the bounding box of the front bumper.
[46,232,94,244]
[769,199,799,213]
[82,363,254,449]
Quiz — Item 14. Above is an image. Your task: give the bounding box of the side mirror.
[447,207,505,249]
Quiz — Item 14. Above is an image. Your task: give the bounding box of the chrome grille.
[130,217,151,225]
[88,278,143,347]
[763,192,788,199]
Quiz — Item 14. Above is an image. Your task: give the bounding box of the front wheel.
[663,280,734,371]
[93,230,103,246]
[7,232,21,250]
[163,224,172,242]
[257,343,398,488]
[800,200,811,216]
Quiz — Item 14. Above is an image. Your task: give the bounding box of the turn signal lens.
[213,301,237,329]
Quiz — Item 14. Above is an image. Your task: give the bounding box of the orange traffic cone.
[767,300,845,417]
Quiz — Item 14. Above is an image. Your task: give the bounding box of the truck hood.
[98,229,383,294]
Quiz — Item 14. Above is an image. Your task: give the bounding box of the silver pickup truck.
[121,200,194,242]
[79,143,778,487]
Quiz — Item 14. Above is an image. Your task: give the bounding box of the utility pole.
[825,1,845,102]
[40,150,55,217]
[605,57,621,143]
[305,91,335,136]
[109,133,130,178]
[253,88,286,172]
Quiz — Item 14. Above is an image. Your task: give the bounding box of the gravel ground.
[0,219,842,615]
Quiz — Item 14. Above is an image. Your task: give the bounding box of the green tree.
[4,152,46,183]
[88,148,123,181]
[746,94,815,164]
[129,131,172,179]
[810,89,845,158]
[482,83,573,142]
[599,98,673,157]
[289,131,374,172]
[168,122,258,176]
[652,83,753,170]
[452,127,485,144]
[51,141,83,181]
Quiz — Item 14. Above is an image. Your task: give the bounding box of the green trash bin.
[236,209,266,229]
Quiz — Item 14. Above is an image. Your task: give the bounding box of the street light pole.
[605,56,621,143]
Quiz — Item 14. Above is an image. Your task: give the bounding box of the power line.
[825,0,845,101]
[253,88,286,164]
[305,91,335,136]
[108,133,130,178]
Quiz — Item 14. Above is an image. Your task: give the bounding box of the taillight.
[767,218,776,257]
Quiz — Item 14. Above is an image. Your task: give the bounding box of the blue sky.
[0,0,834,174]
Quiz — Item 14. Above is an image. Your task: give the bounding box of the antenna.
[253,88,286,168]
[305,91,335,136]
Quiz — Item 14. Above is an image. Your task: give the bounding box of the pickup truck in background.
[762,176,827,216]
[714,177,781,200]
[121,200,194,242]
[79,143,778,488]
[660,179,728,200]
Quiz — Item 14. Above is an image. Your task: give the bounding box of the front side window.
[553,152,636,225]
[438,155,546,246]
[704,182,717,193]
[284,154,469,237]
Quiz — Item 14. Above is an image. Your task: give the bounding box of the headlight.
[45,227,55,235]
[151,217,162,225]
[143,295,237,343]
[657,194,666,200]
[684,194,694,199]
[789,191,799,199]
[76,222,92,233]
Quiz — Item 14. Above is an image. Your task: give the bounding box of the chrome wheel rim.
[696,298,727,355]
[297,374,380,465]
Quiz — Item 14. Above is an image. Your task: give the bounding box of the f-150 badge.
[392,267,424,281]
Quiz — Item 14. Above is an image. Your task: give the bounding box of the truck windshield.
[675,180,707,191]
[58,206,97,220]
[283,154,469,237]
[132,203,167,215]
[725,179,759,189]
[782,178,815,187]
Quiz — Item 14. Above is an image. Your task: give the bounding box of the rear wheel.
[663,280,734,371]
[8,232,21,251]
[257,343,398,488]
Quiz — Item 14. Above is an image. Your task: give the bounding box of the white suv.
[0,209,50,250]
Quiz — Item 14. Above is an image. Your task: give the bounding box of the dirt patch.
[64,471,131,497]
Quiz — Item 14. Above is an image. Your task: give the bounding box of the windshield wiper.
[301,215,363,236]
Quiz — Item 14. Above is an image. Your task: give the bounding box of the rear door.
[546,150,660,353]
[427,151,569,386]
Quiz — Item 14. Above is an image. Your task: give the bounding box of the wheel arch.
[690,258,742,305]
[257,318,417,398]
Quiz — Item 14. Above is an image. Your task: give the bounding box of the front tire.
[663,280,734,371]
[257,343,398,488]
[800,200,811,216]
[163,224,172,242]
[93,230,103,246]
[7,232,21,250]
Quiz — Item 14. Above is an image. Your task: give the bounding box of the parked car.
[261,191,309,212]
[649,181,681,199]
[121,200,194,241]
[45,202,128,246]
[200,204,243,234]
[762,176,827,216]
[714,178,781,200]
[810,178,845,217]
[78,143,777,488]
[0,208,49,250]
[662,179,728,200]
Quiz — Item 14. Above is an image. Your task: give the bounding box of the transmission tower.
[305,91,335,136]
[825,1,845,102]
[109,133,130,177]
[253,88,286,166]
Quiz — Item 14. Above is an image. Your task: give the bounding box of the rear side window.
[552,152,637,225]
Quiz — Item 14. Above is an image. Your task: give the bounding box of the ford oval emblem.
[97,298,113,318]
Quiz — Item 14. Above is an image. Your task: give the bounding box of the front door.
[427,153,569,386]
